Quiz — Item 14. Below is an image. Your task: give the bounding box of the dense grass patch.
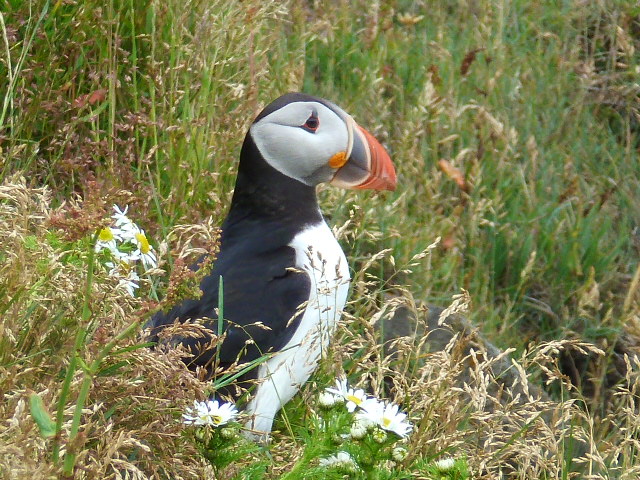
[1,0,639,478]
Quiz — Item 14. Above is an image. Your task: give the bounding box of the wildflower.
[360,396,384,413]
[435,457,456,471]
[357,400,413,438]
[318,391,338,408]
[119,269,140,297]
[352,408,377,431]
[326,377,369,412]
[111,205,135,232]
[99,205,157,266]
[372,427,388,443]
[182,400,238,427]
[95,226,125,256]
[106,260,139,297]
[392,446,407,462]
[319,451,358,472]
[129,225,158,269]
[349,421,367,440]
[97,204,159,298]
[219,426,238,440]
[106,259,129,276]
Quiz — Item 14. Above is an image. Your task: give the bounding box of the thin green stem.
[0,0,49,130]
[61,372,92,475]
[60,230,156,467]
[107,0,117,161]
[52,351,75,462]
[59,233,98,473]
[53,232,98,463]
[62,315,144,474]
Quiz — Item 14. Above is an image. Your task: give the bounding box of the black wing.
[148,237,310,379]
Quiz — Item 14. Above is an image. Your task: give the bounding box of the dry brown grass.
[327,304,640,478]
[0,177,214,479]
[1,175,640,479]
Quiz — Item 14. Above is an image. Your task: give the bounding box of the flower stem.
[53,232,98,463]
[58,231,146,476]
[58,233,98,473]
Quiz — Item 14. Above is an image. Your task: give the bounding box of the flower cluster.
[435,457,456,471]
[325,377,413,438]
[318,451,359,473]
[95,205,158,296]
[325,378,368,412]
[182,399,238,427]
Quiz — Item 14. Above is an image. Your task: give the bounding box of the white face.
[249,101,351,186]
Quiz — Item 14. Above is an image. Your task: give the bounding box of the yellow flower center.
[346,395,362,405]
[211,415,223,425]
[135,232,150,254]
[382,416,392,428]
[99,227,114,242]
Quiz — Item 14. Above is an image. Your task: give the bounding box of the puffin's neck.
[225,134,323,230]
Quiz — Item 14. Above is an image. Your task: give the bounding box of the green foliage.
[420,457,470,480]
[28,393,56,439]
[195,424,267,475]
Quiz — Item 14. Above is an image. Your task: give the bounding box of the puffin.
[149,92,396,438]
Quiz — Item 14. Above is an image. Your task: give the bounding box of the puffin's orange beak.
[330,119,397,191]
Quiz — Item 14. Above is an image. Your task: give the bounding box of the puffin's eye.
[302,114,319,133]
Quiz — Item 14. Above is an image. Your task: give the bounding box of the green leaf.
[29,393,56,438]
[96,360,130,377]
[76,356,91,373]
[111,342,155,355]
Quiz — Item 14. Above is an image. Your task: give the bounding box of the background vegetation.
[1,0,638,478]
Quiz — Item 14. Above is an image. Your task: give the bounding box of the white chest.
[287,221,350,350]
[244,220,350,436]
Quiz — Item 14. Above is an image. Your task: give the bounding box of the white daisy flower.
[359,396,384,412]
[182,399,238,427]
[349,421,367,439]
[326,377,370,412]
[351,406,378,430]
[392,446,407,462]
[372,427,388,443]
[357,400,413,438]
[95,226,126,255]
[106,260,128,276]
[119,269,140,297]
[318,391,339,408]
[97,205,159,296]
[318,451,358,471]
[128,225,158,270]
[435,457,456,471]
[105,260,139,297]
[111,205,135,232]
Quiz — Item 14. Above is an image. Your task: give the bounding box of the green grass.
[1,0,639,478]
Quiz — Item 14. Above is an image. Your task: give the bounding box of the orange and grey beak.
[330,117,397,191]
